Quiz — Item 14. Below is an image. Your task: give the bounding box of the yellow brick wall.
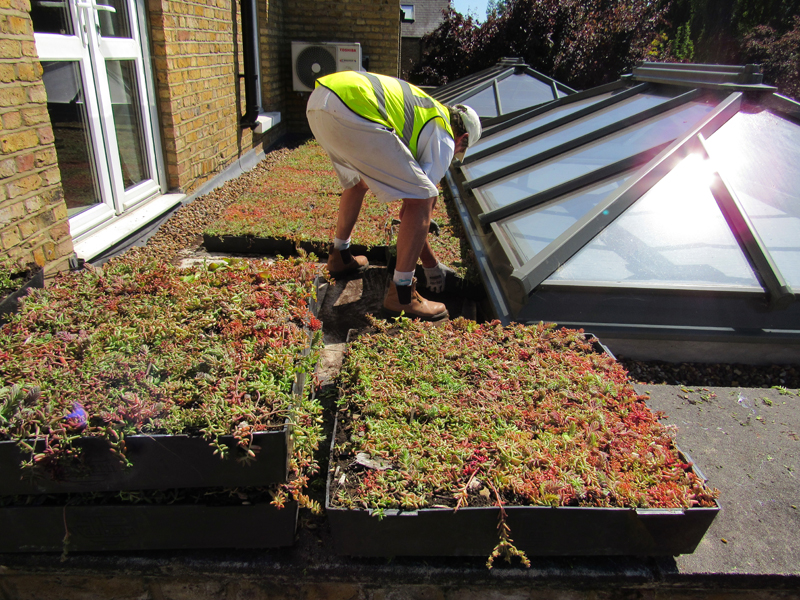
[281,0,400,131]
[0,0,72,276]
[147,0,286,195]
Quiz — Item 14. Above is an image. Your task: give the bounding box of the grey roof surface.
[400,0,449,39]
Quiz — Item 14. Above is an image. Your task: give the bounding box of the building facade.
[0,0,399,276]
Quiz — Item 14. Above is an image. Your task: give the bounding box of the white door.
[31,0,162,238]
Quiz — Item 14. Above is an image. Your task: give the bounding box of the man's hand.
[423,263,454,294]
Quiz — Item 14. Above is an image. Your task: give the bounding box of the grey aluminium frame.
[477,141,672,228]
[463,83,651,164]
[462,88,704,191]
[503,91,744,305]
[481,80,628,134]
[698,134,795,309]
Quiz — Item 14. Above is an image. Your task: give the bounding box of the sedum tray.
[0,257,323,495]
[327,319,719,563]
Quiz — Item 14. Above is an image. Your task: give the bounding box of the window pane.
[97,0,132,38]
[464,92,682,180]
[497,173,635,265]
[546,154,761,289]
[469,91,620,155]
[477,101,715,210]
[106,60,148,189]
[704,110,800,288]
[496,73,555,113]
[42,61,102,217]
[462,85,497,118]
[30,0,73,35]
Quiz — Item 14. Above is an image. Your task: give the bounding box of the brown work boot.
[327,247,368,278]
[383,278,448,321]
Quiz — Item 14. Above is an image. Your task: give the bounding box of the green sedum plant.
[0,254,325,511]
[0,259,31,300]
[203,140,478,283]
[333,317,719,567]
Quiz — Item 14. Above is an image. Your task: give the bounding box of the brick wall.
[282,0,400,132]
[147,0,285,195]
[0,0,72,276]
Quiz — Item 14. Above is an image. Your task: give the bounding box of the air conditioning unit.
[291,41,362,92]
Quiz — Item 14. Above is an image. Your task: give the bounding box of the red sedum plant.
[0,255,325,511]
[333,317,718,566]
[203,140,477,283]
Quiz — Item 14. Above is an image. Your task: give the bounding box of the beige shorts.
[307,102,438,204]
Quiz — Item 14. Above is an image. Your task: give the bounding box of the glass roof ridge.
[463,87,705,191]
[438,69,512,104]
[481,80,627,134]
[699,135,796,309]
[503,92,744,304]
[463,82,651,165]
[628,62,778,94]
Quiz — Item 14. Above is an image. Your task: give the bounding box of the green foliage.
[0,260,27,299]
[672,22,696,61]
[0,255,325,510]
[204,140,392,249]
[333,317,719,566]
[411,0,675,89]
[741,16,800,99]
[203,140,478,283]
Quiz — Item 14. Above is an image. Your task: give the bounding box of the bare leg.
[396,197,435,273]
[335,179,369,241]
[398,196,438,269]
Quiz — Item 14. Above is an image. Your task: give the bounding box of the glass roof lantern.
[431,57,576,119]
[445,62,800,363]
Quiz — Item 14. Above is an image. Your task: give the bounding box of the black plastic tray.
[0,501,298,552]
[0,268,44,322]
[326,416,718,557]
[0,427,291,495]
[203,234,390,263]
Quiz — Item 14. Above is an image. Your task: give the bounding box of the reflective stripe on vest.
[316,71,453,158]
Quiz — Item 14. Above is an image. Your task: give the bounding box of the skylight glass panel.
[496,172,635,265]
[475,101,715,211]
[462,85,498,117]
[463,92,681,180]
[468,91,620,155]
[496,73,555,113]
[545,154,761,289]
[704,110,800,288]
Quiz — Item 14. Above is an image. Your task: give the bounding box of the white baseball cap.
[455,104,481,147]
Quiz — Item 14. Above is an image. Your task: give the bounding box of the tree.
[410,8,480,86]
[741,16,800,100]
[410,0,675,90]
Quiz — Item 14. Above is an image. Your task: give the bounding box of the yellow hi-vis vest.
[315,71,453,159]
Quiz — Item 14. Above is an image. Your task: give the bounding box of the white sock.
[333,237,351,251]
[393,270,414,287]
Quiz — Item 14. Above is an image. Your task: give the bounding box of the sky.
[450,0,490,22]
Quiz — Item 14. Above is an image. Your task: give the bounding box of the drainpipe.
[239,0,259,129]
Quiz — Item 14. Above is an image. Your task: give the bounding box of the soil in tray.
[330,318,719,564]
